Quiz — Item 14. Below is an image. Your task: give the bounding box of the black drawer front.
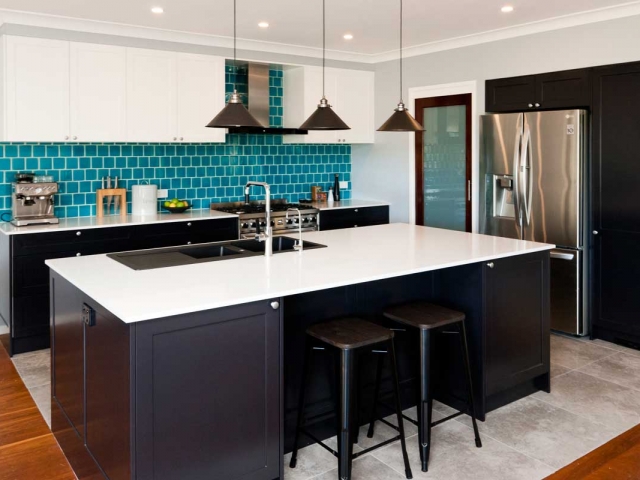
[135,218,238,249]
[13,294,49,338]
[319,206,389,231]
[13,251,83,296]
[13,226,136,256]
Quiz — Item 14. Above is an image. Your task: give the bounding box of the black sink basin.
[232,237,326,253]
[107,236,327,270]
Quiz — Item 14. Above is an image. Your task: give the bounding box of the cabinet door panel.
[135,301,281,480]
[12,294,49,338]
[335,69,374,144]
[485,76,535,113]
[126,48,177,142]
[593,63,640,340]
[70,42,127,141]
[13,227,135,256]
[319,206,389,231]
[177,54,226,142]
[485,253,549,395]
[535,69,591,110]
[5,36,69,141]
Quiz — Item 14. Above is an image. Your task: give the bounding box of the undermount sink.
[107,236,326,270]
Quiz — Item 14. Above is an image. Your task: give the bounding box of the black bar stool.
[290,317,413,480]
[375,302,482,473]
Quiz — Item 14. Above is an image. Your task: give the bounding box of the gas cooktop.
[211,201,315,215]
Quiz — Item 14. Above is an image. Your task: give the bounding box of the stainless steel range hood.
[227,63,308,135]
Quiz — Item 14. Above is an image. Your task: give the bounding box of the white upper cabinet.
[283,65,374,144]
[4,36,70,141]
[70,43,127,142]
[126,48,178,142]
[177,53,226,143]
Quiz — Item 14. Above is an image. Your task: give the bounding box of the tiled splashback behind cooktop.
[0,64,351,219]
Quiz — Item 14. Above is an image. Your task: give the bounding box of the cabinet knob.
[173,137,178,141]
[487,262,495,269]
[270,301,280,310]
[535,103,541,108]
[76,231,82,237]
[76,253,81,257]
[64,135,69,140]
[180,137,184,141]
[593,230,599,235]
[187,222,192,227]
[187,241,192,245]
[354,225,358,228]
[73,136,78,140]
[354,209,358,213]
[528,104,534,108]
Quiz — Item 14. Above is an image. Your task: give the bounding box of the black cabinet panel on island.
[318,206,389,231]
[3,217,238,355]
[486,68,591,113]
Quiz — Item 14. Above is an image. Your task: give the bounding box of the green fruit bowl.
[162,201,192,213]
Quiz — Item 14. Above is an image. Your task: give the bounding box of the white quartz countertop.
[0,210,238,235]
[46,224,554,324]
[302,199,389,210]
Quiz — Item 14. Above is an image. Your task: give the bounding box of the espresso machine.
[11,173,59,226]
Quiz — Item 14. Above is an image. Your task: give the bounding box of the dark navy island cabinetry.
[50,243,549,480]
[0,216,238,355]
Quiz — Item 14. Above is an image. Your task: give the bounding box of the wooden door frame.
[414,93,473,232]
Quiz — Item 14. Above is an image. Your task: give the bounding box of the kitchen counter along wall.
[0,64,351,219]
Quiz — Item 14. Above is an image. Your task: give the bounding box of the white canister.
[132,184,158,216]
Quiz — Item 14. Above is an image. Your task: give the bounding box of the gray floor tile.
[284,442,338,480]
[534,370,640,432]
[29,383,51,428]
[589,339,640,359]
[457,396,619,469]
[372,421,555,480]
[11,348,51,389]
[550,335,615,370]
[313,455,405,480]
[578,352,640,391]
[354,412,418,451]
[550,363,572,378]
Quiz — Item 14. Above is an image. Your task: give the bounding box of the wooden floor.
[546,423,640,480]
[0,337,76,480]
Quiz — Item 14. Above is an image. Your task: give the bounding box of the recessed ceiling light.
[151,6,164,14]
[501,5,514,13]
[258,21,269,28]
[343,33,354,40]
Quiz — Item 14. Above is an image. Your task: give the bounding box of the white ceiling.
[0,0,637,59]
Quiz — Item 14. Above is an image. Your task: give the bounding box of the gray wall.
[353,14,640,223]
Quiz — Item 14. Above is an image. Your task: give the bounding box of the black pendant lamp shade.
[300,0,350,131]
[378,0,424,132]
[206,0,264,129]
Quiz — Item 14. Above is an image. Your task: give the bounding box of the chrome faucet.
[286,208,304,252]
[245,182,273,256]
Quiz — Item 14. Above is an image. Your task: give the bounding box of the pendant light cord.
[234,0,237,74]
[399,0,403,104]
[322,0,326,99]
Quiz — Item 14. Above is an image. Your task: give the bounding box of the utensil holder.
[97,188,127,217]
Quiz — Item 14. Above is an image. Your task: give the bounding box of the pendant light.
[207,0,263,129]
[299,0,350,131]
[378,0,424,132]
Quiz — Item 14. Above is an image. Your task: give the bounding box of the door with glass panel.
[415,94,472,232]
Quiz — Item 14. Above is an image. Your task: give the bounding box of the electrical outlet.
[157,189,169,199]
[339,181,349,190]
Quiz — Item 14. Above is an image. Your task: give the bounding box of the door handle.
[512,127,523,236]
[550,251,575,261]
[520,125,533,227]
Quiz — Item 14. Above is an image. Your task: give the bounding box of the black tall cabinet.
[592,62,640,346]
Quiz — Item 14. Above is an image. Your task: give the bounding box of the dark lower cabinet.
[4,217,238,355]
[592,62,640,347]
[318,206,389,231]
[51,272,282,480]
[486,68,591,113]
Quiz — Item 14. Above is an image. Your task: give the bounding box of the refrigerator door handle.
[550,251,576,261]
[513,127,523,236]
[520,125,533,226]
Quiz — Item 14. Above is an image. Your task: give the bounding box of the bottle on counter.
[333,174,341,202]
[328,188,334,204]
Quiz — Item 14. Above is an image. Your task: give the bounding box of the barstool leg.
[353,352,361,445]
[290,338,314,468]
[338,349,356,480]
[367,353,384,438]
[419,329,432,472]
[389,339,413,480]
[459,321,482,448]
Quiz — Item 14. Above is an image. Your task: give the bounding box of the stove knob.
[294,218,300,224]
[242,223,249,229]
[250,222,257,228]
[286,219,293,225]
[303,218,310,223]
[270,221,275,227]
[259,221,266,227]
[310,216,316,222]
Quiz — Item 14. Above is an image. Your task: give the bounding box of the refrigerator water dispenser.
[491,174,515,219]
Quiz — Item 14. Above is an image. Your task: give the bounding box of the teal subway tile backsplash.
[0,65,351,219]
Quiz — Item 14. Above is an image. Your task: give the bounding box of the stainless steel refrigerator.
[480,110,588,335]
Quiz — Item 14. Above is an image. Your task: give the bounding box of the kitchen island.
[47,223,553,480]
